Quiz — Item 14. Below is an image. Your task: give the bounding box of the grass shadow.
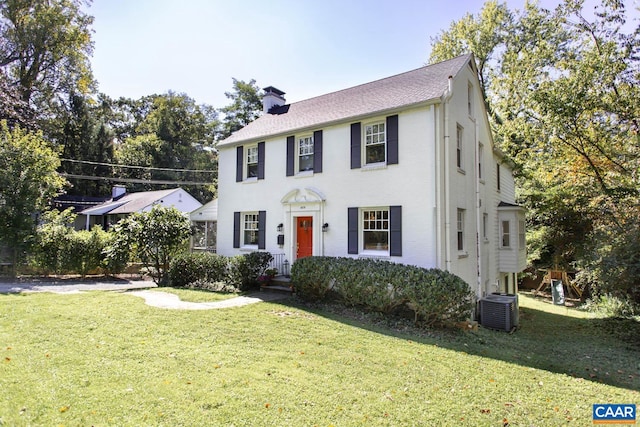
[279,292,640,391]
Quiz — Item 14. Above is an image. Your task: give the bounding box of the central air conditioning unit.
[480,294,518,332]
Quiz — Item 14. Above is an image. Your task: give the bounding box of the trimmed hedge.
[168,252,228,288]
[291,256,474,327]
[168,251,273,292]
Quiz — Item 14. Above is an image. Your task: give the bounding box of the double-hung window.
[298,135,314,172]
[233,211,266,249]
[456,124,464,170]
[457,209,465,251]
[348,206,402,256]
[363,209,389,251]
[501,220,511,248]
[236,142,265,182]
[286,131,323,176]
[350,115,398,169]
[246,146,258,179]
[519,220,526,250]
[243,213,259,246]
[364,122,386,165]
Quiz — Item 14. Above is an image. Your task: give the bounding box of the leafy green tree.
[218,78,262,140]
[429,0,640,298]
[0,68,35,129]
[429,0,511,120]
[108,93,218,201]
[0,0,95,117]
[57,93,115,195]
[0,121,67,273]
[109,206,192,284]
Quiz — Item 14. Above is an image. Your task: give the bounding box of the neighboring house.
[190,199,217,252]
[79,186,202,230]
[216,54,526,298]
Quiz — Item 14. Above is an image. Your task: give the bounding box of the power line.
[60,158,217,173]
[59,173,215,186]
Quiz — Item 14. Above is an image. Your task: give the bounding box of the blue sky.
[87,0,637,108]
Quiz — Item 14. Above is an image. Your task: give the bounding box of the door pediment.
[281,187,326,205]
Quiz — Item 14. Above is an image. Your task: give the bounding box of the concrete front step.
[260,276,294,294]
[260,284,294,294]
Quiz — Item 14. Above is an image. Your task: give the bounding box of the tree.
[108,92,218,201]
[429,0,640,299]
[0,121,67,273]
[56,93,115,195]
[108,206,192,284]
[0,0,95,117]
[429,0,511,121]
[218,78,262,140]
[0,68,35,129]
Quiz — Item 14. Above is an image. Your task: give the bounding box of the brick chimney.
[262,86,286,113]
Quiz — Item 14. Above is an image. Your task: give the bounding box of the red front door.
[296,216,313,259]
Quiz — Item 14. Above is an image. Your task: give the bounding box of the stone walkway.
[129,290,289,310]
[0,278,156,294]
[0,278,290,310]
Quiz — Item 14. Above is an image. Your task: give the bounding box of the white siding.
[217,105,440,268]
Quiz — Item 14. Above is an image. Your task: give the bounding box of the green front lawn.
[0,290,637,426]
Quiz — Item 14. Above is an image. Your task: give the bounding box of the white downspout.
[443,76,454,272]
[474,118,482,298]
[85,214,90,231]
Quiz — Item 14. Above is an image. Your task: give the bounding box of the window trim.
[457,208,465,252]
[245,145,258,180]
[233,210,266,249]
[501,220,511,248]
[482,213,489,243]
[361,208,390,255]
[519,220,526,250]
[242,212,260,248]
[348,205,401,256]
[456,124,464,171]
[297,133,314,174]
[363,120,387,166]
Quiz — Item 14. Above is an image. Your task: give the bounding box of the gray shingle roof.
[220,54,473,146]
[80,188,181,215]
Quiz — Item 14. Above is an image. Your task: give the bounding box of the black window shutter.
[233,212,241,248]
[350,123,361,169]
[236,146,243,182]
[286,136,295,176]
[348,207,359,254]
[257,141,265,180]
[390,205,402,256]
[258,210,266,249]
[313,130,323,173]
[386,115,399,165]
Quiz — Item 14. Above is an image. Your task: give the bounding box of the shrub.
[292,256,474,327]
[227,252,273,291]
[102,229,130,275]
[32,209,76,275]
[109,206,192,284]
[168,251,273,292]
[290,257,337,301]
[66,228,108,277]
[168,252,228,288]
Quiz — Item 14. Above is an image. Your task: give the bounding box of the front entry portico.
[281,187,326,262]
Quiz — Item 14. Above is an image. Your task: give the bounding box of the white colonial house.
[216,54,526,298]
